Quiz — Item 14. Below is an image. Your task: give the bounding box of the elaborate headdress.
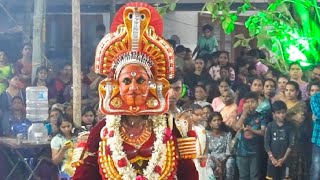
[95,2,175,115]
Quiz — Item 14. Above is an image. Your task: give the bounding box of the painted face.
[194,59,205,72]
[263,80,276,97]
[38,69,48,81]
[169,80,182,105]
[60,121,72,136]
[285,84,298,100]
[118,64,150,106]
[210,115,222,129]
[250,79,263,94]
[82,111,95,125]
[22,45,32,58]
[273,110,286,123]
[277,77,288,92]
[310,85,320,96]
[194,86,207,101]
[218,81,230,94]
[289,64,303,80]
[218,53,229,66]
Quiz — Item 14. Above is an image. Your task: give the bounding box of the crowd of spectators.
[0,23,320,180]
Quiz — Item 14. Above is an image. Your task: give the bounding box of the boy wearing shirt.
[264,100,294,180]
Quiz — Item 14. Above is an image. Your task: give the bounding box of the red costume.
[72,2,198,179]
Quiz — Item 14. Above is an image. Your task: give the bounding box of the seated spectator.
[45,108,63,138]
[0,74,26,136]
[51,114,76,177]
[193,24,218,59]
[246,48,268,77]
[80,106,96,131]
[32,66,49,87]
[48,63,72,104]
[193,85,211,107]
[9,96,31,137]
[206,112,235,180]
[0,50,13,93]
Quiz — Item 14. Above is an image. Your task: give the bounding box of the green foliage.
[156,0,177,16]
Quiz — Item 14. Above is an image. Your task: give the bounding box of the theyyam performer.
[72,2,199,180]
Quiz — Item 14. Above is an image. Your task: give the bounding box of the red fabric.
[110,2,163,35]
[237,98,245,115]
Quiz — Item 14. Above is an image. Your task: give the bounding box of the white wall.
[163,11,198,50]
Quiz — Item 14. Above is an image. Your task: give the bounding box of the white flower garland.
[104,115,168,180]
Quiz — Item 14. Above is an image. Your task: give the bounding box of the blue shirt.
[311,92,320,147]
[236,112,266,156]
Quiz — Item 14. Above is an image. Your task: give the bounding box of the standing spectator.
[193,85,211,107]
[284,81,308,180]
[14,43,33,85]
[193,24,218,59]
[310,92,320,180]
[184,58,211,93]
[0,51,12,93]
[288,62,308,100]
[206,112,235,180]
[235,92,266,180]
[264,100,294,180]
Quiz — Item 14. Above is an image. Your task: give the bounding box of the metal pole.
[72,0,82,127]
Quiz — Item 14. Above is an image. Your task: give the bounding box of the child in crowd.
[193,24,218,59]
[32,66,49,87]
[9,96,31,136]
[80,106,96,131]
[264,100,294,180]
[188,103,207,180]
[206,112,235,180]
[51,114,76,177]
[235,92,266,180]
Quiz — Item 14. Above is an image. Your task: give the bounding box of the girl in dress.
[206,112,235,180]
[51,114,76,177]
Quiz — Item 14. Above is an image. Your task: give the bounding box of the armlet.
[176,137,197,159]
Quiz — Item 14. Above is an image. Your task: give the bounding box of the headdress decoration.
[95,2,175,115]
